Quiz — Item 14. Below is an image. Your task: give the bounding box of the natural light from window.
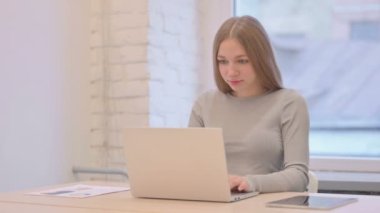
[235,0,380,159]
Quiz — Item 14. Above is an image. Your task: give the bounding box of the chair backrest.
[307,171,319,193]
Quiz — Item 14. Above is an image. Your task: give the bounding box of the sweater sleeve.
[246,93,310,193]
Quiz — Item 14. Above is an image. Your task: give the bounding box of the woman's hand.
[228,175,250,192]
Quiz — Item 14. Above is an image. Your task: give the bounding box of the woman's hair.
[213,16,283,93]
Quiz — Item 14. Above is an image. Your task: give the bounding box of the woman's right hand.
[228,175,250,192]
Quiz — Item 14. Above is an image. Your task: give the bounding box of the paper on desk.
[26,184,130,198]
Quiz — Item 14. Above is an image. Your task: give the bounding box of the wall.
[149,0,233,127]
[0,0,233,189]
[89,0,150,177]
[88,0,232,177]
[0,0,91,191]
[148,0,202,127]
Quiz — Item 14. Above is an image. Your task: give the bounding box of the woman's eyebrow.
[217,55,247,58]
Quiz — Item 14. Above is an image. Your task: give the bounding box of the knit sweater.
[188,89,309,193]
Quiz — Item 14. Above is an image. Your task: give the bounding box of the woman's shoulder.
[272,88,305,101]
[192,89,228,109]
[271,88,308,110]
[195,89,225,102]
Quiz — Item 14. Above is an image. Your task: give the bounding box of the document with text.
[27,184,130,198]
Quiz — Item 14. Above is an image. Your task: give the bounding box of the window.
[351,21,380,40]
[235,0,380,171]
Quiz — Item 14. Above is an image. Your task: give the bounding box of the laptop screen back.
[124,128,233,202]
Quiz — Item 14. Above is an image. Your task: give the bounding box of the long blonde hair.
[213,16,283,93]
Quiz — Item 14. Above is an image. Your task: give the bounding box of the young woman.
[188,16,310,193]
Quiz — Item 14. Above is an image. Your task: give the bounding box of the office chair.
[307,171,319,193]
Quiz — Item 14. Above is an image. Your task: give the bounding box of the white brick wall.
[148,0,201,127]
[88,0,221,180]
[89,0,149,178]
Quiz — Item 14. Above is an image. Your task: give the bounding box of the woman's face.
[217,38,263,97]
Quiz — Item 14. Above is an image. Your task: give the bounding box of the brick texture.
[88,0,202,180]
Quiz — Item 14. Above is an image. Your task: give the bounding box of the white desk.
[1,181,379,213]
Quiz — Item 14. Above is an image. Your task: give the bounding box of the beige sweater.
[188,89,309,193]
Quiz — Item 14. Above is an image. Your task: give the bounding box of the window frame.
[310,156,380,173]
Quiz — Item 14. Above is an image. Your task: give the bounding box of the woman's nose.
[226,64,239,76]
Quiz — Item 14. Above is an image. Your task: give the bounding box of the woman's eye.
[238,59,249,64]
[217,59,228,65]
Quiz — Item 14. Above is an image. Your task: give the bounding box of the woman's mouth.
[228,80,243,86]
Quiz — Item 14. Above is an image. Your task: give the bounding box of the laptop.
[124,127,259,202]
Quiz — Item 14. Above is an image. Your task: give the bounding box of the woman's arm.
[246,94,310,192]
[188,95,205,127]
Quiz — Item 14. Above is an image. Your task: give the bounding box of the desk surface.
[0,202,128,213]
[1,181,379,213]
